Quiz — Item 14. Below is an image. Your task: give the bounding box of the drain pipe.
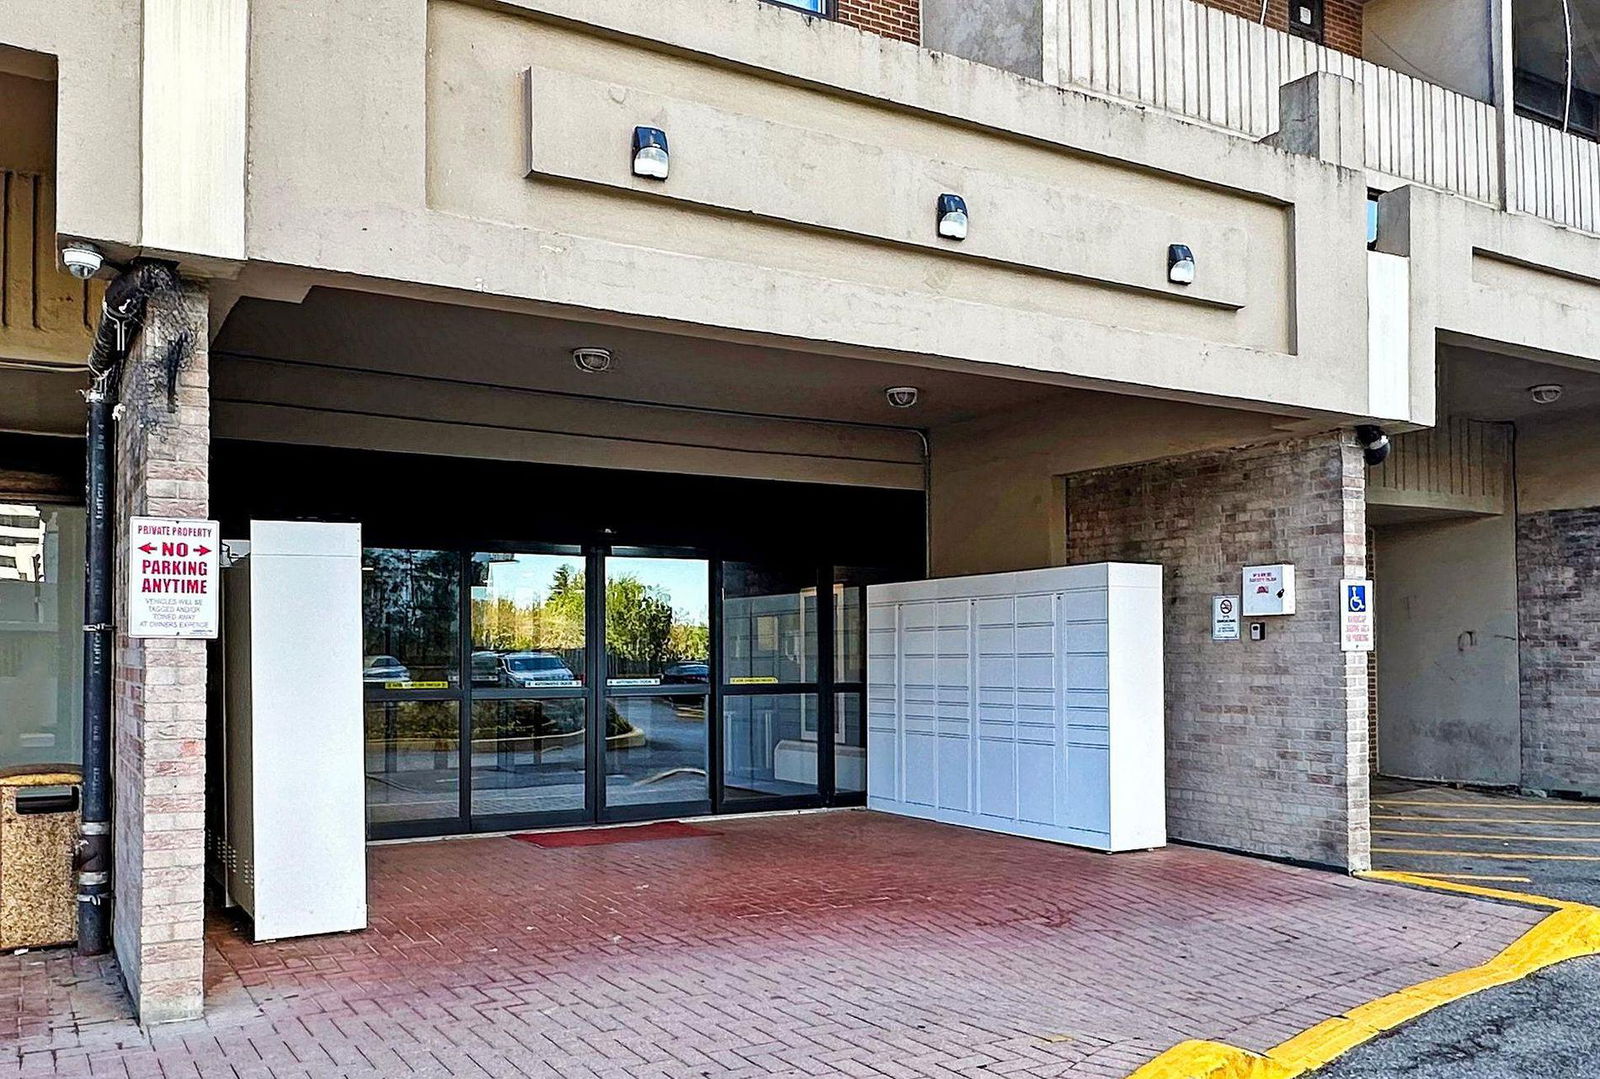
[77,259,184,956]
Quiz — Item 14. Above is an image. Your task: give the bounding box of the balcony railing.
[1043,0,1600,233]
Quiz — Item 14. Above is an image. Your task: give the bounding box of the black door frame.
[367,545,867,841]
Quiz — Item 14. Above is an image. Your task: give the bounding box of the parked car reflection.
[363,654,411,683]
[497,651,579,687]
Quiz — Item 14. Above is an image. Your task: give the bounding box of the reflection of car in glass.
[661,661,709,685]
[470,651,502,687]
[363,655,410,683]
[499,651,577,687]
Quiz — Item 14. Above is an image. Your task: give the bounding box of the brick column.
[112,283,210,1024]
[1065,433,1372,871]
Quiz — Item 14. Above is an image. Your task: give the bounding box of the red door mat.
[511,821,721,848]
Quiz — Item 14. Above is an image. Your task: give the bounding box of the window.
[0,504,86,769]
[768,0,827,13]
[1287,0,1323,43]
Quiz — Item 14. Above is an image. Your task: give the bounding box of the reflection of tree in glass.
[362,550,458,677]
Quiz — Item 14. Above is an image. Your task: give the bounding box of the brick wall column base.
[112,283,210,1025]
[1066,432,1372,870]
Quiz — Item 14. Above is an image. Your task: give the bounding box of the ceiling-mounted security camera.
[885,386,920,409]
[61,242,104,280]
[572,347,613,373]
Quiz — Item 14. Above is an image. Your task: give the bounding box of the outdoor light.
[572,348,614,373]
[1167,244,1196,285]
[885,386,920,408]
[1355,424,1390,467]
[1530,383,1564,405]
[632,126,670,180]
[936,194,968,240]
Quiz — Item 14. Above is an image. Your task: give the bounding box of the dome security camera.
[61,243,104,280]
[885,386,920,409]
[572,347,613,373]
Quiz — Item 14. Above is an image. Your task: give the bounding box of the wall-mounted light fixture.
[1167,244,1196,285]
[632,126,670,180]
[572,348,614,373]
[936,194,968,241]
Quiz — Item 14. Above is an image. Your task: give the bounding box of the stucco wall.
[922,0,1044,79]
[1063,433,1370,869]
[1374,513,1520,785]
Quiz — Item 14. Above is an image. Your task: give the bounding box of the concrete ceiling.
[1441,344,1600,421]
[212,288,1083,430]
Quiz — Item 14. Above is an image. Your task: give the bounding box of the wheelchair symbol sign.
[1340,579,1374,652]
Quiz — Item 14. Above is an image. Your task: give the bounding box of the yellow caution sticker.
[384,681,450,690]
[729,677,781,685]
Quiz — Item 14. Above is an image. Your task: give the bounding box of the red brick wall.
[1196,0,1363,56]
[834,0,919,44]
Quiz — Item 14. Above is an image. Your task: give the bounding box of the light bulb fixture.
[1167,244,1196,285]
[572,347,613,373]
[936,193,968,241]
[1530,384,1563,405]
[632,126,670,180]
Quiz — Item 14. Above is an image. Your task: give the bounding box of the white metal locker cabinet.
[865,563,1165,852]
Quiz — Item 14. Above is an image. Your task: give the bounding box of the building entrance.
[360,544,877,838]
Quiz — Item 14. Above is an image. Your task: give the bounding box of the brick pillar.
[1065,433,1372,871]
[112,283,210,1024]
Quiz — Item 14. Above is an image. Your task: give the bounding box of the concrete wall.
[230,0,1375,420]
[1362,0,1493,101]
[929,390,1299,576]
[922,0,1044,79]
[1374,513,1520,784]
[0,4,142,248]
[1064,433,1371,870]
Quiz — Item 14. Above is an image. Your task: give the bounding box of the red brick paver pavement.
[1,811,1541,1078]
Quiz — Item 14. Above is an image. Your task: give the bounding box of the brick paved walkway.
[1,811,1541,1078]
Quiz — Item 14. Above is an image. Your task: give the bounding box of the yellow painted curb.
[1124,873,1600,1079]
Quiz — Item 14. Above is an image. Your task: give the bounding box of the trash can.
[0,765,82,950]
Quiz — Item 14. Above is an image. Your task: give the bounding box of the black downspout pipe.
[74,257,183,957]
[78,376,115,956]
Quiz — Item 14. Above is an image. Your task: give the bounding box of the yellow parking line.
[1406,873,1533,883]
[1374,814,1600,826]
[1376,799,1600,811]
[1124,874,1600,1079]
[1375,829,1600,843]
[1373,846,1600,862]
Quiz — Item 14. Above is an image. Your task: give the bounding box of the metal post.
[77,376,115,955]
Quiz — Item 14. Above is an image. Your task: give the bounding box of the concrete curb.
[1123,872,1600,1079]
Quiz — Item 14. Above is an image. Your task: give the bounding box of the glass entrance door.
[468,550,589,827]
[599,553,711,819]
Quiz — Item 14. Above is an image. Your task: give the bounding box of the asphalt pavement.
[1320,779,1600,1078]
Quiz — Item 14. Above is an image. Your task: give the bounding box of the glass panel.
[834,584,864,684]
[834,692,866,793]
[0,505,85,768]
[470,552,585,688]
[362,549,460,689]
[723,693,820,801]
[604,694,708,807]
[723,563,816,685]
[470,698,587,816]
[603,556,709,686]
[364,700,460,823]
